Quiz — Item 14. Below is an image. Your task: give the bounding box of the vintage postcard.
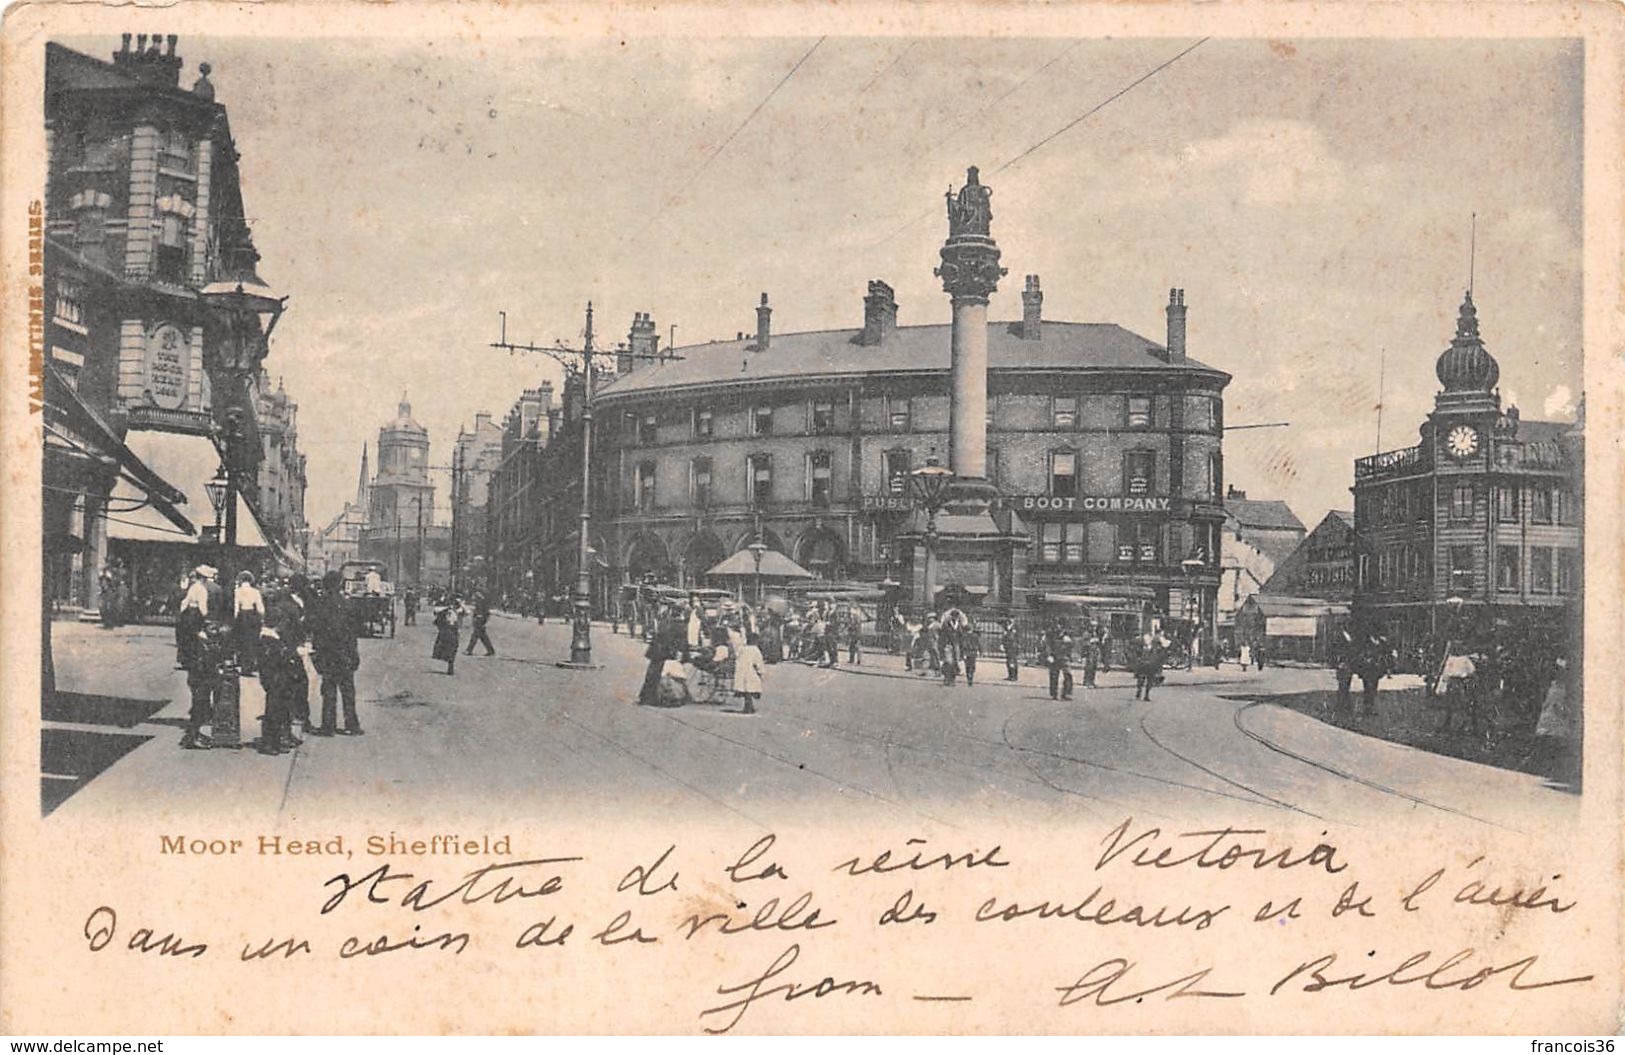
[1,0,1621,1037]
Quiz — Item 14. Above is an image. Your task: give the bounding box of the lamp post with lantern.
[747,538,769,607]
[909,452,954,611]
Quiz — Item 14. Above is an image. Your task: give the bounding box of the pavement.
[42,612,1579,832]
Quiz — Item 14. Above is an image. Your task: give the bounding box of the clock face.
[1446,425,1480,459]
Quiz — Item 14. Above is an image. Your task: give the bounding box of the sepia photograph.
[3,2,1619,1037]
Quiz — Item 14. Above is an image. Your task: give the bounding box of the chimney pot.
[755,291,772,352]
[857,279,898,346]
[1165,286,1188,362]
[121,33,132,54]
[137,34,148,52]
[167,34,178,56]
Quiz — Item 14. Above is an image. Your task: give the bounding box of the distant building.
[251,371,308,556]
[450,411,505,590]
[1216,486,1305,642]
[307,445,370,576]
[1263,510,1356,600]
[1351,290,1581,654]
[358,397,451,587]
[482,384,556,598]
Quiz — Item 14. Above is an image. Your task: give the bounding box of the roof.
[1513,419,1572,445]
[1328,509,1355,528]
[1225,497,1305,533]
[599,320,1225,399]
[1242,595,1350,618]
[705,549,814,579]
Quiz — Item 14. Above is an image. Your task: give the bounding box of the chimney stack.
[1019,274,1043,340]
[855,280,898,346]
[1165,288,1187,362]
[622,312,657,374]
[113,31,184,88]
[754,292,772,352]
[1226,484,1245,501]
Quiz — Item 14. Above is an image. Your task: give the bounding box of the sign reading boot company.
[143,322,192,410]
[1012,494,1184,515]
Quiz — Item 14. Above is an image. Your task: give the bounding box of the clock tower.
[1423,289,1501,468]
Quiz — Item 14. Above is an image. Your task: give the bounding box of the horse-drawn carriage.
[338,560,396,638]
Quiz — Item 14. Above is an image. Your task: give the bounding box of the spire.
[356,443,370,507]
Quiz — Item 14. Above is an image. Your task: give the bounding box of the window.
[883,449,911,496]
[752,405,774,435]
[1052,396,1077,429]
[987,448,1000,489]
[1124,450,1155,496]
[634,461,656,511]
[693,408,713,439]
[1530,487,1553,524]
[1050,450,1078,497]
[1557,549,1578,594]
[53,282,84,329]
[1126,396,1152,428]
[1529,546,1554,594]
[160,130,193,172]
[1495,485,1520,523]
[808,450,832,507]
[1117,521,1161,563]
[1204,452,1221,498]
[1449,546,1474,593]
[1450,484,1474,521]
[155,195,193,284]
[811,401,835,434]
[749,454,773,504]
[889,398,911,432]
[690,457,713,507]
[1191,395,1221,433]
[1496,545,1520,591]
[1039,522,1086,564]
[638,413,658,445]
[1555,488,1576,525]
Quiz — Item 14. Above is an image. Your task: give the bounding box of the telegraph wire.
[629,37,826,242]
[873,37,1209,247]
[855,41,914,96]
[933,39,1083,149]
[992,37,1209,175]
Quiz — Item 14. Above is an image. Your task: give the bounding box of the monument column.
[935,167,1005,488]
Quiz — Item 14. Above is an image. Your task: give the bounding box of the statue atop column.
[936,166,1005,302]
[945,165,993,237]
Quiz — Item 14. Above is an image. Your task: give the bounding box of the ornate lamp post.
[910,453,953,611]
[748,538,769,606]
[1181,555,1205,668]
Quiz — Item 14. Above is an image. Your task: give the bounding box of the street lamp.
[910,452,953,611]
[1181,554,1206,668]
[748,538,769,606]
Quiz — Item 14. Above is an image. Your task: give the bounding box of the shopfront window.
[1040,522,1086,564]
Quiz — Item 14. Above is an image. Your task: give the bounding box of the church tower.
[369,394,436,543]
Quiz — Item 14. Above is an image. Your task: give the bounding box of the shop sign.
[861,494,913,512]
[144,322,191,410]
[1012,494,1177,515]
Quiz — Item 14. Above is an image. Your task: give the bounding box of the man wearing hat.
[178,565,225,749]
[310,571,363,735]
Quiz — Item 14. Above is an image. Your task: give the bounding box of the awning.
[1267,615,1319,637]
[705,549,815,579]
[43,364,192,536]
[108,430,270,547]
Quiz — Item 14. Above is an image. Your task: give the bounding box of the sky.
[67,34,1583,533]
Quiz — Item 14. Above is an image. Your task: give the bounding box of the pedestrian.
[464,591,496,656]
[403,587,417,626]
[1255,639,1268,671]
[1130,628,1165,701]
[174,570,195,668]
[939,616,962,687]
[1043,621,1074,700]
[177,565,224,750]
[255,593,302,756]
[1082,629,1100,688]
[921,614,941,673]
[1001,619,1020,681]
[1331,629,1356,724]
[233,570,265,675]
[1356,634,1390,718]
[961,620,979,686]
[432,595,463,676]
[311,571,363,735]
[733,631,766,715]
[845,612,862,665]
[284,574,317,736]
[823,616,841,668]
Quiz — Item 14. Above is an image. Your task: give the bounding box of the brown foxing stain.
[1267,40,1298,59]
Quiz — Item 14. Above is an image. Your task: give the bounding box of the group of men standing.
[175,566,364,753]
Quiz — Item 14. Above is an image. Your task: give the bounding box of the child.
[733,632,766,715]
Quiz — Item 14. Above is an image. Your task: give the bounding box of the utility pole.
[488,303,680,670]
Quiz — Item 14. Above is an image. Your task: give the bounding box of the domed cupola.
[384,392,426,436]
[1435,290,1500,394]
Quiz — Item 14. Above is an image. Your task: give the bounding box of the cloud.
[1543,384,1576,419]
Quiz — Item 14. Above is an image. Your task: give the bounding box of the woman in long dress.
[432,596,463,675]
[733,632,765,715]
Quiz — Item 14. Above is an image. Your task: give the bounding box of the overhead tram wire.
[872,36,1210,247]
[932,39,1084,148]
[627,37,826,244]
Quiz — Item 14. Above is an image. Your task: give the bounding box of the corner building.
[594,273,1230,636]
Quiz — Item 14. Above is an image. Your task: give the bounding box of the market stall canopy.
[108,430,269,547]
[704,550,815,579]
